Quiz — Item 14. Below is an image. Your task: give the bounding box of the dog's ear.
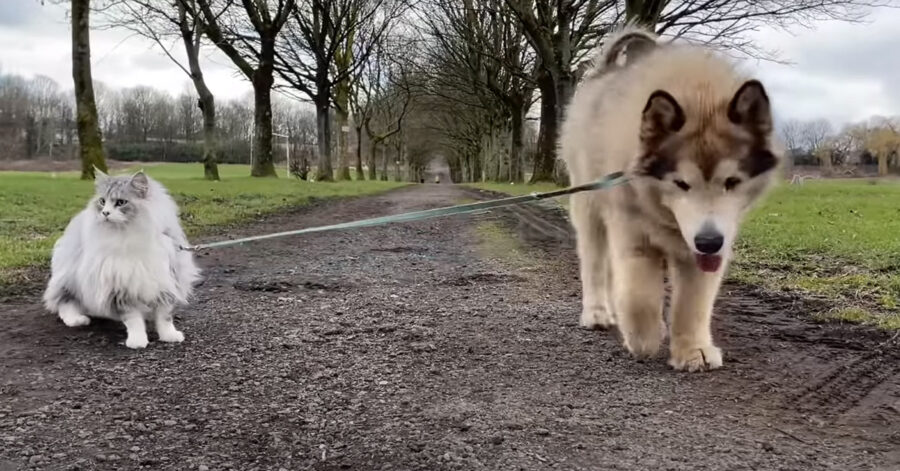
[641,90,685,149]
[728,80,772,136]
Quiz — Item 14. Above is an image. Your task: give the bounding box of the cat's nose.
[101,211,110,217]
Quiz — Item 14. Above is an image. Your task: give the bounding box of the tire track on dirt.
[788,333,900,417]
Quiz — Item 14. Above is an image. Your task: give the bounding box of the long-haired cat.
[43,169,200,349]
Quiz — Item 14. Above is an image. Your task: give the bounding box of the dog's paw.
[580,307,616,329]
[669,344,722,372]
[622,330,661,359]
[125,335,149,349]
[158,329,185,343]
[60,312,91,327]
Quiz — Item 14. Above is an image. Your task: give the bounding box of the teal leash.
[182,171,628,252]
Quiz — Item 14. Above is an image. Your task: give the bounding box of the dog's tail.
[580,26,658,81]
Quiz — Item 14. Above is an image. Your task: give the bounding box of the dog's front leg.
[608,231,665,358]
[668,258,725,371]
[571,195,614,328]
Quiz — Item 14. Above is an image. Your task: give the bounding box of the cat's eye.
[673,179,690,191]
[98,198,105,206]
[724,177,741,191]
[114,199,127,207]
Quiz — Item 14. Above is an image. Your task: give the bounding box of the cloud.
[0,0,42,27]
[0,1,252,101]
[749,6,900,127]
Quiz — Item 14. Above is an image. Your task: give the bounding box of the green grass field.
[0,163,405,286]
[469,179,900,329]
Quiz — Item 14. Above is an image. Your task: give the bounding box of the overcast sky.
[1,2,898,129]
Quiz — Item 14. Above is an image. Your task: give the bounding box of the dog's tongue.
[695,254,722,273]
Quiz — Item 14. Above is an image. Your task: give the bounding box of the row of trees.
[781,117,900,175]
[62,0,890,182]
[0,72,315,166]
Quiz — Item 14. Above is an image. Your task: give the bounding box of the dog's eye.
[673,179,690,191]
[114,199,127,207]
[98,198,105,206]
[724,177,741,191]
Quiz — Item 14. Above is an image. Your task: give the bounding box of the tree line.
[59,0,889,182]
[781,117,900,176]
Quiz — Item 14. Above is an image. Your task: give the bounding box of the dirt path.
[1,184,898,471]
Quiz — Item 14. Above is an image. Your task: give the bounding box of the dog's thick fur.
[561,28,781,371]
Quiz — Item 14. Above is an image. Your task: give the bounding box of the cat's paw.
[158,329,185,343]
[58,304,91,327]
[125,335,149,349]
[60,312,91,327]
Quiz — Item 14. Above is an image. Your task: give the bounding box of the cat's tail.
[43,275,69,313]
[43,212,86,313]
[163,230,202,304]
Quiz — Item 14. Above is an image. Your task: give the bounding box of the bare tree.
[105,0,221,179]
[350,41,413,180]
[779,119,804,169]
[72,0,108,179]
[867,116,900,176]
[503,0,619,182]
[500,0,887,182]
[799,118,834,170]
[182,0,295,177]
[275,0,401,181]
[418,0,536,183]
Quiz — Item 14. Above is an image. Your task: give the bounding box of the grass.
[731,179,900,327]
[470,178,900,329]
[0,163,405,286]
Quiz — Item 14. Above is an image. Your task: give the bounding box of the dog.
[560,27,781,371]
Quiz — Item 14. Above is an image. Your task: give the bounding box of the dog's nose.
[102,211,110,217]
[694,230,723,254]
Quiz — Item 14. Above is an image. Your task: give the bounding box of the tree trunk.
[510,105,524,183]
[878,153,889,176]
[199,94,219,180]
[72,0,107,180]
[315,96,334,181]
[380,145,388,181]
[625,0,668,27]
[355,124,365,181]
[368,139,378,180]
[251,71,276,177]
[334,102,350,180]
[182,10,219,181]
[819,148,833,175]
[531,72,558,183]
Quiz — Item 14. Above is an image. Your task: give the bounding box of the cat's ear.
[93,166,109,190]
[93,166,108,180]
[130,171,149,198]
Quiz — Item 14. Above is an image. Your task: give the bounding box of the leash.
[182,171,628,252]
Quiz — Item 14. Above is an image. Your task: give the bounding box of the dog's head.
[631,80,780,272]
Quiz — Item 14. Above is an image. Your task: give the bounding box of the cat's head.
[92,168,150,226]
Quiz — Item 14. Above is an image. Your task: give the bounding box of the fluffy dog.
[561,28,781,371]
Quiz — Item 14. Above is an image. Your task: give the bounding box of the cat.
[43,169,201,349]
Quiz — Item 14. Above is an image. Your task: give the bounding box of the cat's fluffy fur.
[43,169,200,349]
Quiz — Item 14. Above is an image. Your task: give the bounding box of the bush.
[106,141,251,164]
